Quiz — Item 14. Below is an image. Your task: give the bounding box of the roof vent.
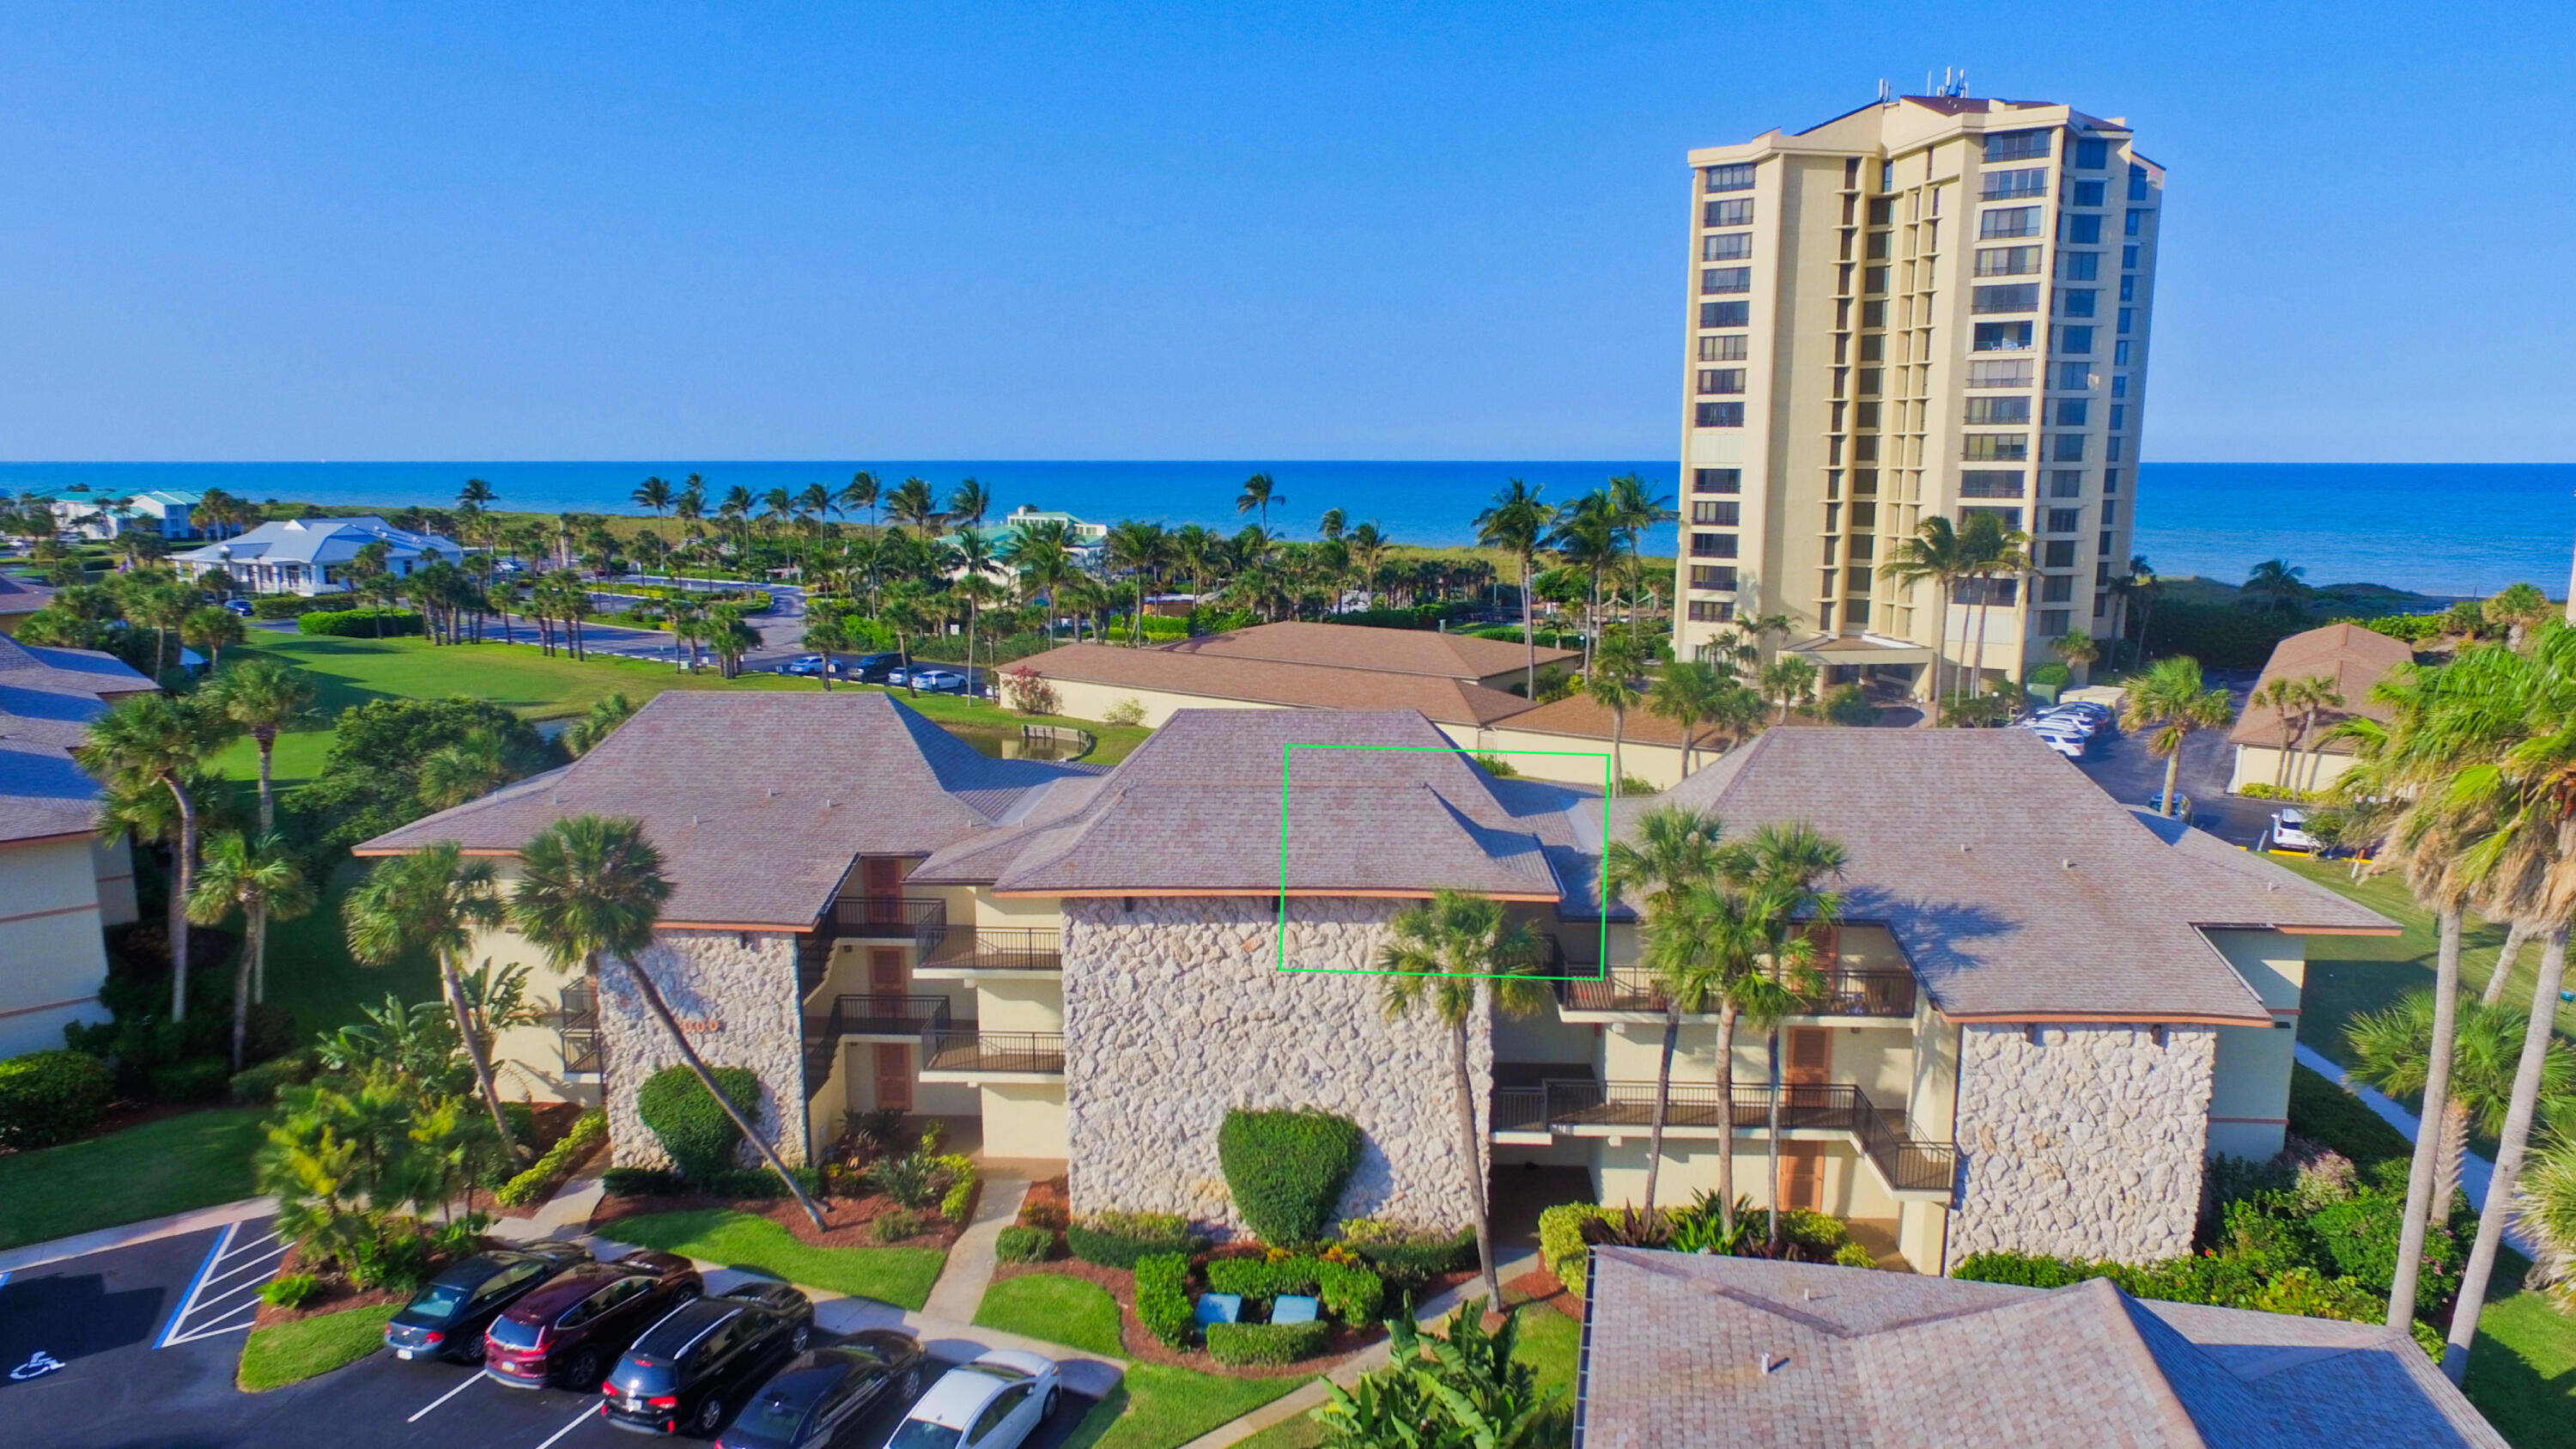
[1759,1353,1787,1374]
[2063,857,2075,869]
[1959,843,1971,853]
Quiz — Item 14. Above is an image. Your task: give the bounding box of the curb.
[0,1196,277,1276]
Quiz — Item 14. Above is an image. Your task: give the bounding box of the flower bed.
[590,1182,969,1253]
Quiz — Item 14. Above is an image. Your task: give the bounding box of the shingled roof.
[2227,623,2415,753]
[1580,1248,2503,1449]
[0,573,52,619]
[1157,621,1573,681]
[1636,728,2393,1024]
[0,634,157,845]
[357,691,1097,928]
[913,709,1600,902]
[1016,642,1538,727]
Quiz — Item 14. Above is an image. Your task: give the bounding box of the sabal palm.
[418,728,513,811]
[343,842,524,1160]
[202,658,315,833]
[1378,891,1546,1305]
[2121,657,2235,818]
[886,478,940,533]
[511,815,826,1227]
[1956,513,2029,701]
[1879,517,1974,703]
[78,694,237,1020]
[188,831,314,1069]
[1589,630,1645,796]
[1605,806,1723,1214]
[1729,821,1846,1250]
[1648,661,1727,773]
[1606,473,1674,631]
[1546,493,1624,678]
[2348,991,2574,1224]
[1236,472,1282,529]
[1103,521,1168,645]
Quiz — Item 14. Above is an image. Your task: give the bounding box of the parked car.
[881,1352,1060,1449]
[2035,732,2086,760]
[905,668,968,694]
[713,1333,927,1449]
[222,598,254,617]
[782,654,826,677]
[601,1281,816,1437]
[2020,716,2088,745]
[483,1251,702,1391]
[384,1246,588,1363]
[2269,807,2318,852]
[2051,701,2116,727]
[2148,789,2195,824]
[2034,707,2106,736]
[849,653,905,684]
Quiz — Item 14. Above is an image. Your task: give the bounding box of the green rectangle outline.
[1272,742,1612,979]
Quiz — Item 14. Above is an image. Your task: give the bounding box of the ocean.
[0,460,2563,600]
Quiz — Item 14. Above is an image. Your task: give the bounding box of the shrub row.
[296,607,425,637]
[1206,1319,1330,1366]
[1134,1252,1194,1348]
[2233,782,2319,802]
[0,1048,115,1149]
[1343,1227,1476,1285]
[495,1111,606,1207]
[598,1164,823,1199]
[1205,1254,1385,1325]
[229,1050,318,1105]
[1067,1211,1206,1269]
[994,1227,1058,1263]
[602,1166,683,1196]
[249,595,333,620]
[1218,1108,1362,1246]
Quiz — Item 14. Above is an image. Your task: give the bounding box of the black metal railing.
[920,928,1063,972]
[811,994,953,1040]
[922,1031,1065,1075]
[1492,1077,1955,1194]
[1537,935,1603,978]
[553,986,601,1075]
[831,896,947,940]
[1553,967,1916,1020]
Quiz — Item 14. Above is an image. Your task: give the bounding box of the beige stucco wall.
[0,835,113,1057]
[2205,928,2305,1161]
[1458,723,1685,790]
[92,834,137,926]
[464,915,604,1107]
[1042,677,1293,730]
[2227,744,2358,796]
[981,1082,1069,1160]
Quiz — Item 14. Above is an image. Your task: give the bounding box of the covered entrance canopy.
[1784,633,1936,666]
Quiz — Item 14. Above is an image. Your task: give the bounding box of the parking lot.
[2063,669,2274,849]
[3,1220,1101,1449]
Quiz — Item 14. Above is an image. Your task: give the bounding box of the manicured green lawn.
[2273,856,2534,1056]
[1061,1367,1312,1449]
[601,1209,945,1310]
[237,1303,398,1391]
[975,1272,1126,1357]
[1233,1304,1580,1449]
[0,1108,266,1251]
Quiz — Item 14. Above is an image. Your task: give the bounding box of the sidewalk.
[2294,1043,2533,1255]
[0,1196,276,1276]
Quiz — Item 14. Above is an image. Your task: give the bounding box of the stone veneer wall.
[1946,1022,2215,1269]
[598,930,809,1169]
[1062,897,1492,1234]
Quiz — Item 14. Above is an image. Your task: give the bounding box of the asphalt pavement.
[2066,667,2271,848]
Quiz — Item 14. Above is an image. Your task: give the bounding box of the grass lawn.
[2273,855,2535,1058]
[0,1107,266,1251]
[601,1209,945,1310]
[1233,1303,1581,1449]
[974,1273,1125,1357]
[1061,1367,1312,1449]
[237,1302,398,1391]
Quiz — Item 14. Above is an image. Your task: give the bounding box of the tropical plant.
[1314,1297,1560,1449]
[1879,517,1975,704]
[1475,480,1554,698]
[78,694,239,1020]
[1589,629,1645,796]
[1759,655,1819,724]
[1236,472,1283,530]
[182,604,246,670]
[2348,990,2574,1227]
[417,728,515,811]
[2122,657,2236,818]
[1604,806,1725,1215]
[1731,822,1846,1251]
[343,842,525,1162]
[2245,557,2309,614]
[187,831,315,1069]
[562,693,637,757]
[2051,630,2101,672]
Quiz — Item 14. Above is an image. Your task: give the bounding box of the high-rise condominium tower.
[1668,94,2163,697]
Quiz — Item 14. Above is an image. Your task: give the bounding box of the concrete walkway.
[923,1174,1030,1324]
[0,1195,276,1275]
[2295,1043,2533,1255]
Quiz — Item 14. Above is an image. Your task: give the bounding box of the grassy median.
[602,1209,946,1310]
[237,1303,398,1391]
[0,1108,265,1251]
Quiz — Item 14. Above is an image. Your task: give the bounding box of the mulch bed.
[1504,1267,1579,1321]
[250,1243,429,1330]
[590,1186,969,1252]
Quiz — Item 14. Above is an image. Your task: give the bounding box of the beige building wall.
[92,834,137,926]
[0,834,115,1058]
[1042,677,1292,730]
[1672,97,2161,697]
[2227,744,2359,797]
[1463,724,1685,789]
[2205,929,2306,1161]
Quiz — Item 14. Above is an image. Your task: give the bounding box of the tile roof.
[914,709,1598,901]
[356,692,1097,928]
[0,634,157,845]
[2227,623,2415,753]
[173,515,460,568]
[1483,691,1692,747]
[1157,621,1575,680]
[1633,728,2393,1023]
[1018,642,1539,726]
[1580,1249,2505,1449]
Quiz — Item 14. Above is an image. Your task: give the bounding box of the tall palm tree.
[1879,517,1975,704]
[1547,493,1624,678]
[2251,678,2301,788]
[2245,557,2308,614]
[951,528,1001,691]
[947,479,993,532]
[1236,472,1283,531]
[511,815,827,1227]
[999,519,1078,621]
[1167,524,1218,617]
[1607,473,1674,632]
[1956,513,2029,701]
[1104,521,1169,646]
[1474,481,1554,697]
[1604,807,1724,1214]
[2348,990,2574,1235]
[632,477,673,519]
[1731,822,1845,1251]
[1589,630,1644,797]
[2123,657,2237,818]
[458,477,497,512]
[343,842,525,1161]
[1759,656,1819,725]
[78,694,237,1020]
[188,831,314,1069]
[2286,674,2347,791]
[1378,891,1546,1305]
[804,609,851,691]
[886,478,940,534]
[839,471,882,531]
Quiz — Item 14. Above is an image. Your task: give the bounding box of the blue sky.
[1,2,2567,463]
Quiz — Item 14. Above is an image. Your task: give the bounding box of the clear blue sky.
[2,2,2567,463]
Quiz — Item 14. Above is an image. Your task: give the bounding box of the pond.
[940,725,1085,762]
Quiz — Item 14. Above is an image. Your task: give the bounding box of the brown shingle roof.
[2227,623,2415,753]
[357,691,1097,927]
[1484,691,1692,746]
[1636,728,2393,1023]
[1580,1249,2506,1449]
[1018,642,1538,727]
[0,635,156,844]
[0,573,53,617]
[1158,621,1573,680]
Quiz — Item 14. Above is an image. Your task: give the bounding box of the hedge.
[0,1048,115,1148]
[994,1227,1058,1263]
[228,1050,317,1106]
[635,1064,764,1179]
[1067,1211,1206,1269]
[148,1056,231,1102]
[250,595,333,620]
[1204,1255,1384,1324]
[603,1166,684,1196]
[1206,1319,1330,1366]
[1218,1108,1362,1246]
[1134,1251,1194,1348]
[495,1111,606,1207]
[1340,1221,1477,1283]
[296,608,424,637]
[936,1154,979,1226]
[1539,1202,1610,1296]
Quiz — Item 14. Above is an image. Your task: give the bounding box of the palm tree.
[188,831,314,1069]
[804,609,852,691]
[839,471,882,531]
[2489,581,2554,651]
[1378,891,1545,1306]
[2285,674,2347,792]
[1648,661,1728,774]
[418,728,514,810]
[1759,656,1819,725]
[1547,493,1624,679]
[2123,657,2237,817]
[1589,630,1644,797]
[1956,513,2029,701]
[1732,822,1845,1251]
[947,479,993,532]
[632,477,673,519]
[78,694,237,1020]
[343,842,525,1161]
[2110,554,2159,667]
[886,478,940,534]
[511,815,827,1227]
[1236,472,1283,531]
[1604,807,1724,1214]
[1168,524,1218,616]
[562,693,637,757]
[1104,521,1169,646]
[1607,473,1675,632]
[1474,481,1554,697]
[951,528,1001,690]
[2250,678,2301,788]
[2245,557,2308,614]
[2050,630,2100,682]
[999,519,1078,619]
[1879,518,1974,705]
[2348,991,2574,1235]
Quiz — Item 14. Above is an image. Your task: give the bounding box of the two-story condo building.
[172,515,464,596]
[361,693,2388,1273]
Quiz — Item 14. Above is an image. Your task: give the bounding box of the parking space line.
[197,1239,287,1291]
[155,1221,237,1349]
[531,1403,602,1449]
[407,1371,489,1422]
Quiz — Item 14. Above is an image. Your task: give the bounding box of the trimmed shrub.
[1348,1228,1476,1287]
[148,1055,232,1102]
[249,595,332,621]
[601,1166,684,1197]
[702,1166,823,1199]
[873,1209,927,1243]
[1218,1108,1363,1247]
[635,1064,764,1179]
[0,1048,115,1148]
[230,1050,319,1106]
[935,1154,978,1225]
[1832,1242,1876,1269]
[1539,1202,1611,1295]
[1206,1319,1330,1366]
[1204,1254,1384,1325]
[1822,684,1879,727]
[1133,1251,1195,1348]
[296,607,424,637]
[1068,1211,1206,1269]
[495,1111,608,1208]
[994,1227,1058,1263]
[259,1273,321,1309]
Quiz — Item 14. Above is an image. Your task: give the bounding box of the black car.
[602,1281,816,1437]
[848,653,905,684]
[384,1246,586,1363]
[713,1333,927,1449]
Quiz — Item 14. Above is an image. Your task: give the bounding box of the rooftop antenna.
[1877,78,1892,103]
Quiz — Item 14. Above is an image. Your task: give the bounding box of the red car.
[483,1251,703,1391]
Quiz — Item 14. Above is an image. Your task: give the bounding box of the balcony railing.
[1554,967,1916,1020]
[809,994,953,1040]
[920,928,1063,973]
[1492,1077,1955,1193]
[832,895,947,940]
[923,1031,1065,1076]
[552,986,601,1075]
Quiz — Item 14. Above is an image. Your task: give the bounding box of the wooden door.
[862,858,903,922]
[869,947,906,1014]
[1781,1143,1826,1212]
[1783,1026,1832,1113]
[872,1044,912,1111]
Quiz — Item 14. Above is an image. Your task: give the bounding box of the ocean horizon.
[1,460,2564,601]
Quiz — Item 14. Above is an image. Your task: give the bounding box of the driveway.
[2069,668,2269,847]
